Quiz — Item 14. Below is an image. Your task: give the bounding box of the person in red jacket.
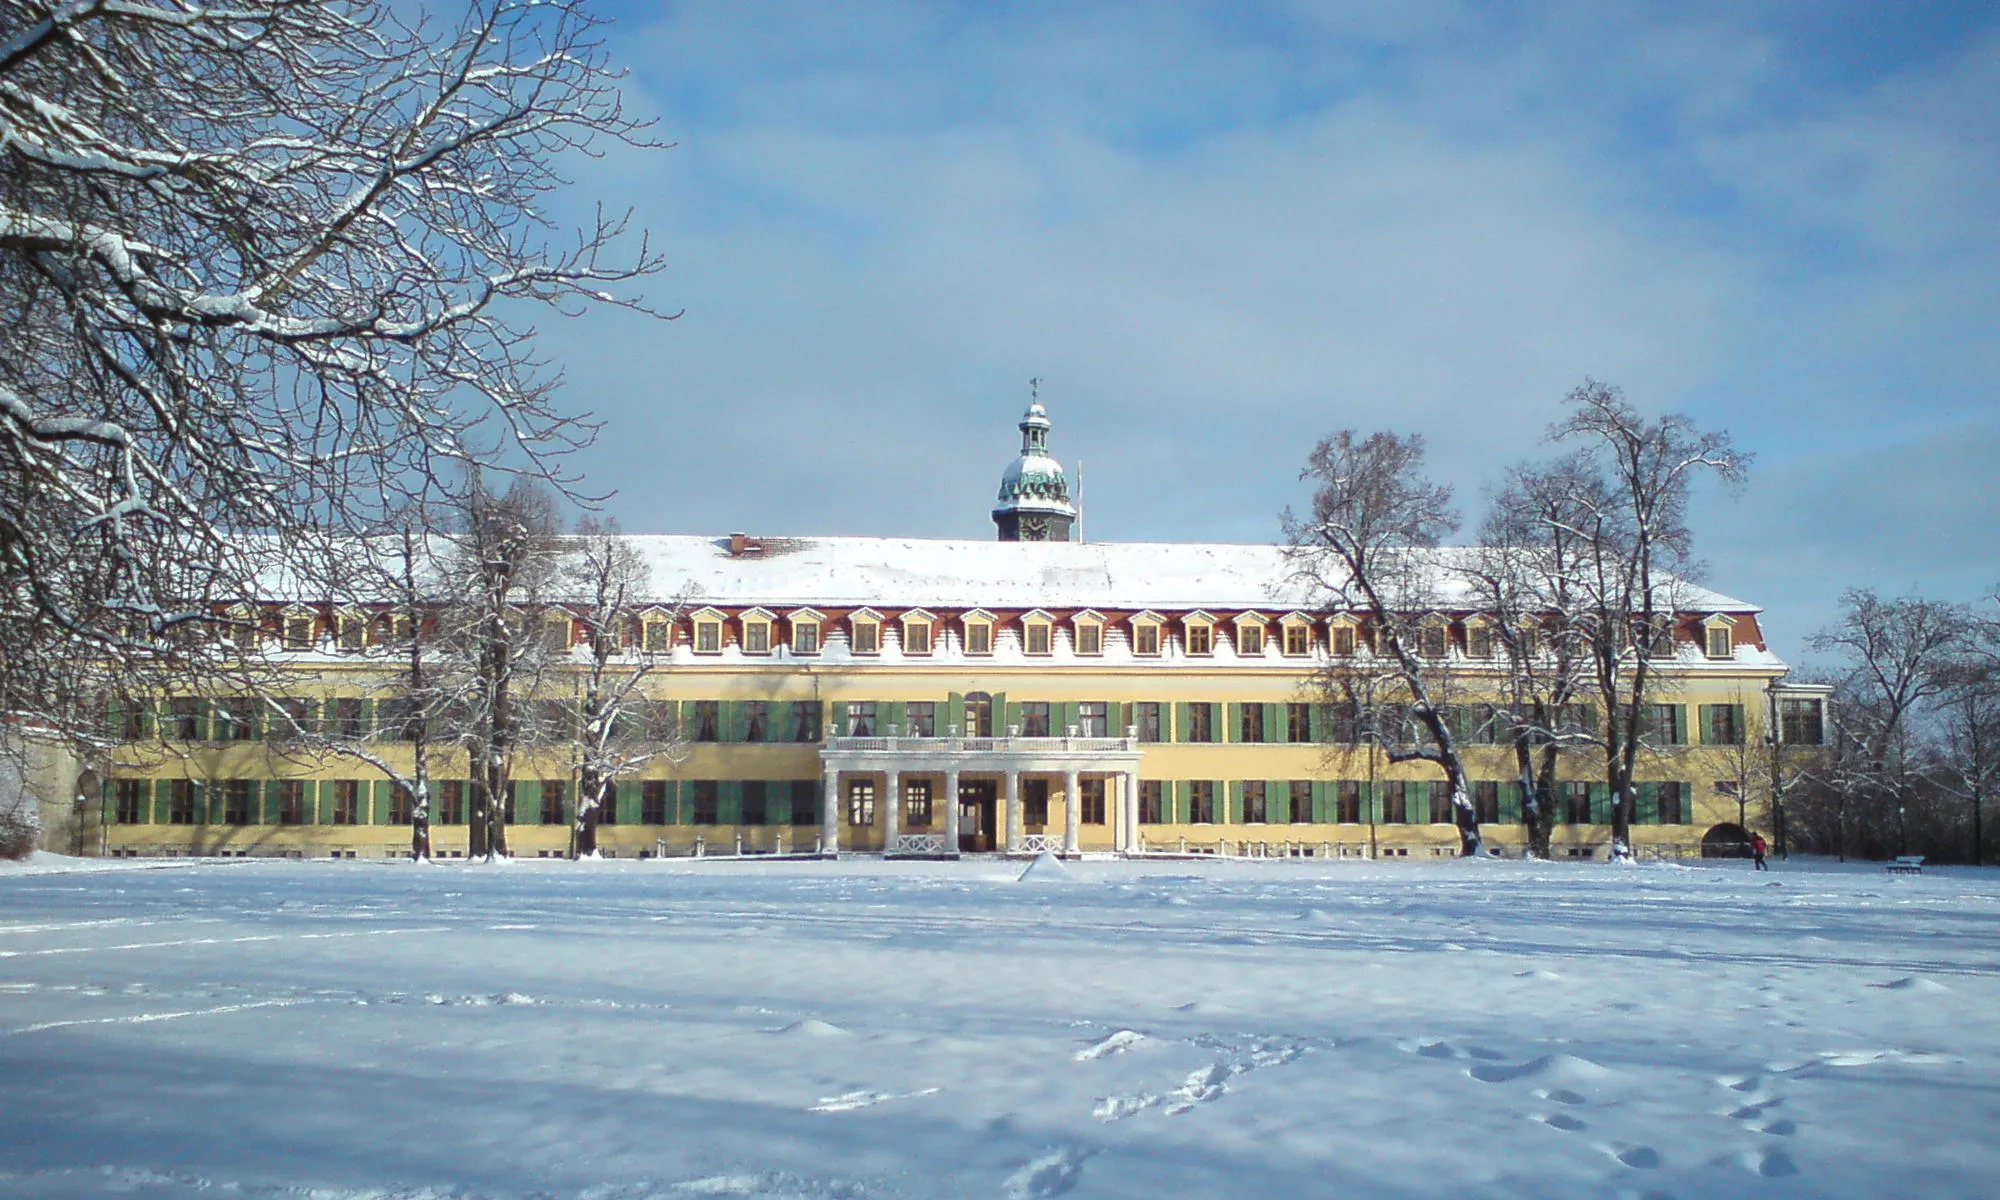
[1751,832,1769,870]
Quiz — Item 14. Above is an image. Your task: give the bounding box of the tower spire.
[992,381,1074,542]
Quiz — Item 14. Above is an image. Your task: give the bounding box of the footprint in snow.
[1074,1029,1147,1061]
[1003,1148,1088,1200]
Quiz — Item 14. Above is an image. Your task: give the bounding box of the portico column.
[1063,769,1081,857]
[821,767,840,857]
[1005,769,1022,853]
[1122,772,1138,854]
[884,769,901,854]
[945,768,962,856]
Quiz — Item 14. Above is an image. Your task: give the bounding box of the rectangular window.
[692,780,719,825]
[903,778,932,827]
[1332,625,1357,657]
[1075,624,1101,656]
[846,779,876,826]
[1134,624,1160,656]
[1658,781,1685,825]
[1241,780,1267,823]
[1285,624,1310,656]
[1185,625,1212,655]
[1139,781,1164,824]
[1474,780,1500,824]
[545,618,573,652]
[1186,703,1214,743]
[644,621,672,652]
[389,783,413,825]
[284,616,315,651]
[331,780,359,825]
[1429,783,1453,825]
[1781,699,1823,745]
[1136,702,1162,743]
[1381,780,1408,824]
[641,780,669,824]
[1292,780,1314,824]
[905,702,936,738]
[904,622,931,655]
[1336,781,1361,824]
[1238,625,1263,656]
[1189,780,1215,824]
[220,780,253,825]
[851,622,879,655]
[743,622,770,654]
[218,700,257,742]
[695,701,720,742]
[1287,702,1312,743]
[1467,624,1494,659]
[792,702,823,742]
[539,780,564,825]
[741,781,767,827]
[965,623,992,655]
[1707,626,1733,658]
[744,701,770,743]
[327,697,367,741]
[114,780,145,824]
[1641,704,1681,745]
[169,780,195,824]
[793,622,820,655]
[597,782,618,826]
[1077,701,1108,737]
[169,697,204,741]
[1564,781,1591,825]
[1020,702,1050,737]
[1025,624,1051,655]
[791,780,818,827]
[846,701,876,737]
[1022,778,1049,825]
[437,780,464,825]
[1080,777,1105,824]
[695,620,722,654]
[1705,704,1744,746]
[1419,624,1448,659]
[1240,704,1265,744]
[339,616,366,651]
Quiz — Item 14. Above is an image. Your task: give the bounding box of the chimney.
[727,533,762,557]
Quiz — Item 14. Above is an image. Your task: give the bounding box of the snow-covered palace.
[96,404,1828,860]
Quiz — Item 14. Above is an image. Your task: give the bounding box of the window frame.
[1021,610,1054,657]
[1183,613,1215,657]
[1131,612,1164,657]
[848,609,883,656]
[901,610,935,657]
[788,608,824,656]
[1072,611,1104,656]
[961,609,996,657]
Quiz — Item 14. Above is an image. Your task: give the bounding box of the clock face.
[1021,517,1049,541]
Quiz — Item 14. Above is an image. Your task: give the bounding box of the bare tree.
[1549,381,1747,857]
[1285,431,1485,856]
[560,519,684,858]
[1468,454,1599,859]
[0,0,669,749]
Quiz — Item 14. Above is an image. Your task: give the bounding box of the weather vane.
[1029,376,1041,403]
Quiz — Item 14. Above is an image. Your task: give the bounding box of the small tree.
[561,519,685,858]
[1286,431,1485,856]
[1549,381,1747,858]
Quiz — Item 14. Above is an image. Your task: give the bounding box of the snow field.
[0,856,1995,1199]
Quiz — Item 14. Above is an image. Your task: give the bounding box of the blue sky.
[536,0,1999,663]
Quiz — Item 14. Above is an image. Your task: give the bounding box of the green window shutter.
[1500,781,1523,824]
[1671,705,1689,746]
[1731,704,1747,743]
[1171,780,1187,823]
[1589,783,1611,825]
[1002,699,1021,735]
[1172,702,1189,743]
[1636,781,1659,825]
[1226,780,1242,824]
[883,701,906,737]
[947,692,965,735]
[1225,703,1241,744]
[718,781,742,825]
[152,779,171,824]
[100,777,116,823]
[512,779,535,825]
[1698,705,1713,745]
[1056,701,1077,736]
[1365,781,1383,824]
[372,779,392,824]
[263,780,283,824]
[1265,703,1282,745]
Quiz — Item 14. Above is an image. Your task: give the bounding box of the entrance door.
[958,778,998,852]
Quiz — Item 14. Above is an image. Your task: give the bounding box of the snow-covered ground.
[1,855,1994,1200]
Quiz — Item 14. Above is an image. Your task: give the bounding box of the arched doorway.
[1701,822,1752,858]
[72,768,103,856]
[963,692,993,738]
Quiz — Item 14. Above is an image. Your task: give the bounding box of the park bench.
[1887,856,1925,874]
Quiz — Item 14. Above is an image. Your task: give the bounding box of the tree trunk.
[468,769,491,859]
[407,777,432,862]
[573,766,602,858]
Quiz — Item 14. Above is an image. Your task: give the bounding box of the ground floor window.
[169,780,195,825]
[847,779,876,826]
[1474,780,1499,824]
[1429,782,1453,825]
[1381,780,1407,825]
[221,780,253,825]
[436,780,464,825]
[1335,781,1360,824]
[1657,781,1685,825]
[1564,781,1591,825]
[791,780,818,827]
[596,782,619,826]
[1023,777,1049,824]
[903,778,932,827]
[1080,777,1105,824]
[1293,780,1315,824]
[642,781,669,825]
[388,784,414,825]
[693,780,719,825]
[1241,780,1267,823]
[1189,780,1215,824]
[741,780,768,826]
[330,780,359,825]
[1139,780,1163,824]
[114,780,145,825]
[540,780,565,825]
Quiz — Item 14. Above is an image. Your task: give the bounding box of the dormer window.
[789,608,824,656]
[741,608,774,655]
[1703,614,1736,659]
[1234,613,1266,656]
[1280,614,1312,656]
[901,610,935,656]
[1072,611,1104,656]
[849,609,883,656]
[689,608,725,654]
[1131,612,1163,656]
[1466,619,1494,660]
[1417,618,1448,660]
[1184,614,1214,656]
[962,610,995,656]
[337,612,367,651]
[642,615,673,652]
[283,612,315,651]
[1329,618,1359,658]
[544,615,573,652]
[1022,610,1054,656]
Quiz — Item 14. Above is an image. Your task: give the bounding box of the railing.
[887,832,951,856]
[1016,833,1065,855]
[826,733,1136,754]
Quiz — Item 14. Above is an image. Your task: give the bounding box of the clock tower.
[992,384,1077,542]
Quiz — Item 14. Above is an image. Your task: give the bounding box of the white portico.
[819,730,1144,857]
